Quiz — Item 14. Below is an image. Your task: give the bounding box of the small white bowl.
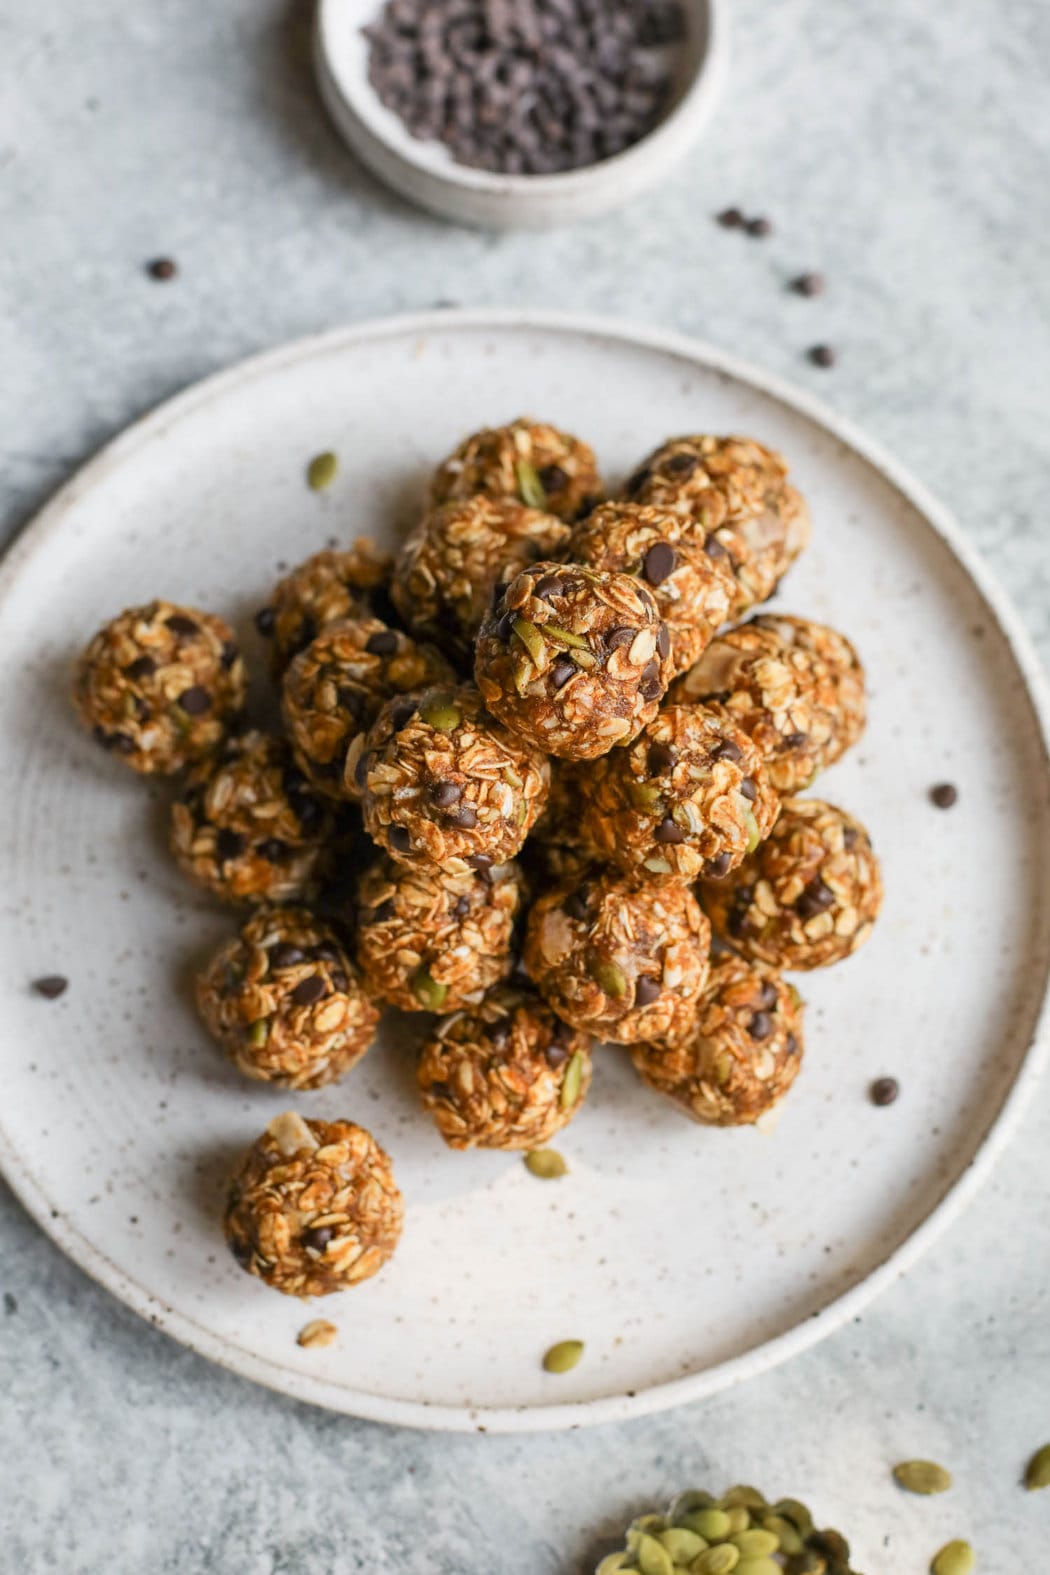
[314,0,727,230]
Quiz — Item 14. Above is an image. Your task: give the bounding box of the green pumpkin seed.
[515,459,547,508]
[419,697,461,731]
[248,1018,270,1047]
[722,1487,767,1511]
[635,1535,674,1575]
[545,624,590,649]
[560,1050,584,1109]
[412,967,448,1012]
[784,986,803,1011]
[596,1557,629,1575]
[724,1508,750,1536]
[669,1491,716,1522]
[690,1548,739,1575]
[1025,1442,1050,1490]
[730,1531,778,1559]
[630,1516,668,1537]
[512,617,547,666]
[771,1499,812,1536]
[744,807,761,853]
[758,1515,802,1556]
[893,1459,953,1495]
[931,1541,975,1575]
[643,855,674,874]
[588,956,627,997]
[684,1510,731,1542]
[307,451,338,490]
[809,1528,850,1565]
[658,1528,705,1563]
[524,1148,567,1179]
[732,1561,780,1575]
[629,782,663,812]
[541,1338,583,1373]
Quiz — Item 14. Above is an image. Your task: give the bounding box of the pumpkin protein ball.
[73,600,246,775]
[701,797,882,969]
[281,615,454,800]
[418,983,593,1150]
[670,612,866,794]
[569,501,736,678]
[354,854,525,1012]
[431,417,601,523]
[632,953,804,1126]
[359,682,550,873]
[626,434,811,617]
[171,730,333,905]
[474,561,672,759]
[578,702,780,884]
[391,494,573,661]
[196,907,379,1089]
[524,871,710,1044]
[224,1112,403,1297]
[257,541,394,675]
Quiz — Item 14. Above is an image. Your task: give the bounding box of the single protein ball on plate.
[631,953,804,1126]
[257,541,394,675]
[171,730,333,904]
[701,797,882,969]
[354,854,525,1012]
[524,871,710,1043]
[418,983,593,1150]
[196,907,379,1089]
[569,501,737,677]
[474,562,672,759]
[626,434,811,616]
[73,600,246,775]
[224,1112,403,1297]
[579,703,780,884]
[281,616,454,800]
[391,494,573,661]
[360,682,550,873]
[670,612,866,793]
[431,417,601,523]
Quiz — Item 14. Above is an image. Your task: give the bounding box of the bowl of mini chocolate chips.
[314,0,726,228]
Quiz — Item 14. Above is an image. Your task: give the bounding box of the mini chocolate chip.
[230,1237,253,1268]
[666,452,699,477]
[656,623,670,660]
[254,606,275,637]
[550,658,576,689]
[740,777,758,802]
[431,779,463,808]
[792,271,825,297]
[355,750,372,789]
[870,1076,899,1106]
[269,943,307,969]
[537,463,569,494]
[483,1018,511,1048]
[564,888,591,922]
[468,854,493,882]
[290,794,323,831]
[337,686,364,718]
[301,1224,334,1253]
[491,580,509,607]
[93,726,135,754]
[843,826,859,849]
[257,838,289,863]
[291,975,327,1006]
[216,828,245,863]
[642,541,676,585]
[220,641,238,669]
[639,659,663,700]
[452,802,478,829]
[389,825,412,853]
[535,573,566,600]
[785,1033,800,1056]
[312,942,342,963]
[390,699,417,731]
[716,207,744,228]
[704,852,732,878]
[166,614,199,637]
[809,344,836,368]
[654,817,686,844]
[748,1011,773,1041]
[147,256,177,280]
[648,742,677,775]
[747,216,773,237]
[605,626,636,649]
[495,611,515,642]
[178,685,211,715]
[704,533,728,561]
[370,899,395,925]
[545,1040,570,1068]
[711,738,743,763]
[930,782,958,809]
[627,467,651,494]
[796,876,835,917]
[756,979,779,1009]
[428,1081,452,1102]
[32,975,68,999]
[452,895,471,919]
[329,969,349,993]
[124,655,157,681]
[781,730,809,749]
[365,629,399,657]
[634,976,661,1007]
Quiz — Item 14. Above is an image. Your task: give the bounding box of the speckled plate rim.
[1,309,1048,1434]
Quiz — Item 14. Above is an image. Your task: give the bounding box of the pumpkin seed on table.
[657,1528,706,1563]
[931,1541,975,1575]
[759,1514,803,1555]
[523,1148,567,1179]
[730,1530,779,1559]
[635,1534,674,1575]
[306,451,338,490]
[893,1459,953,1495]
[722,1487,768,1511]
[691,1548,740,1575]
[681,1509,732,1542]
[1025,1442,1050,1490]
[541,1338,583,1373]
[724,1508,751,1536]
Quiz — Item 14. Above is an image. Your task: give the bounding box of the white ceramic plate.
[1,311,1048,1434]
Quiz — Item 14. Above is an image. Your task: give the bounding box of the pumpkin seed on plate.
[306,451,338,491]
[541,1338,583,1373]
[893,1460,953,1495]
[524,1148,567,1179]
[1025,1443,1050,1490]
[930,1540,975,1575]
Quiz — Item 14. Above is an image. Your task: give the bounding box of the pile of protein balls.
[73,418,881,1302]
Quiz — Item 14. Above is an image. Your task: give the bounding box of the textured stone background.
[2,1,1049,1569]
